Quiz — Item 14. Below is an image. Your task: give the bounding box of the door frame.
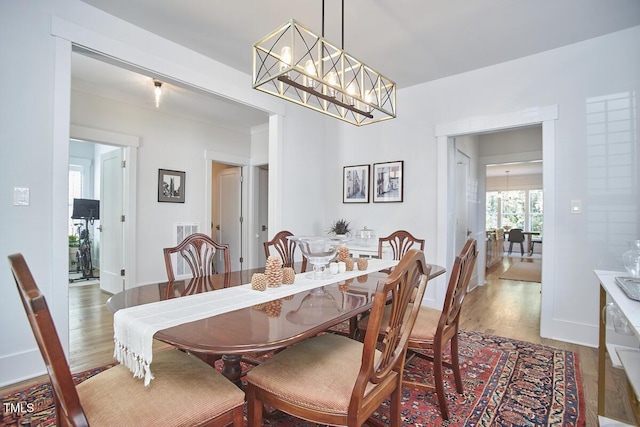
[435,105,558,338]
[70,125,139,289]
[217,166,243,271]
[204,151,252,269]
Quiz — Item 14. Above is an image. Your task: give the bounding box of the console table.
[346,243,392,259]
[595,270,640,426]
[486,228,504,268]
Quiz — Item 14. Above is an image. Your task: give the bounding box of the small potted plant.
[328,219,351,237]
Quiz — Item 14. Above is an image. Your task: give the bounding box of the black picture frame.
[343,164,370,203]
[158,169,186,203]
[373,161,403,203]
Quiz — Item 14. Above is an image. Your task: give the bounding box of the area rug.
[0,330,584,426]
[499,260,542,282]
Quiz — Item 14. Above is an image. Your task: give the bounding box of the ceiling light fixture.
[252,0,396,126]
[153,80,162,108]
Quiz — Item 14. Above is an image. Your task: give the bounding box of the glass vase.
[622,239,640,278]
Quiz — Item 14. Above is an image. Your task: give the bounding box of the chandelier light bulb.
[304,59,316,88]
[325,71,338,97]
[364,90,376,112]
[346,82,357,106]
[280,46,292,71]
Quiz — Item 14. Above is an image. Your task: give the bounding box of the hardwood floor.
[1,257,636,426]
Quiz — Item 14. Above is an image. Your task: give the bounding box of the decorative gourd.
[282,267,295,284]
[338,246,350,262]
[265,256,283,287]
[345,257,355,271]
[251,273,268,291]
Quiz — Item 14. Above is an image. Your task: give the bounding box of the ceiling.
[73,0,640,129]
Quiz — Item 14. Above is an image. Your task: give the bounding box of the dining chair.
[507,228,525,256]
[263,230,307,273]
[530,236,542,256]
[163,232,230,282]
[245,249,431,427]
[355,238,477,420]
[378,230,425,268]
[8,253,245,427]
[402,238,477,420]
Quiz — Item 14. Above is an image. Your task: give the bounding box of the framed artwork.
[343,164,370,203]
[158,169,186,203]
[373,161,404,203]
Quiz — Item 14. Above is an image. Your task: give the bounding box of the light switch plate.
[570,199,581,214]
[13,187,30,206]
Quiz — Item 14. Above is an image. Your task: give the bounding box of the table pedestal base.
[221,354,243,386]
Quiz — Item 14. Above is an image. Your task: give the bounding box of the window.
[486,190,543,234]
[486,192,499,230]
[69,165,84,236]
[502,190,526,230]
[529,190,543,233]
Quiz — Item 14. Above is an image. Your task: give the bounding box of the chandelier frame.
[252,19,396,126]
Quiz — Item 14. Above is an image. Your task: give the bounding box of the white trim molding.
[435,105,558,339]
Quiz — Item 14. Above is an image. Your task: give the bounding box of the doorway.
[435,105,557,338]
[212,163,243,271]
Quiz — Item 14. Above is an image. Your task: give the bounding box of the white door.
[455,149,478,291]
[99,149,125,294]
[455,150,470,255]
[219,167,242,271]
[257,167,269,266]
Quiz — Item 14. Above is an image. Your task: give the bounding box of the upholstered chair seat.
[245,249,431,427]
[77,349,245,426]
[247,334,380,413]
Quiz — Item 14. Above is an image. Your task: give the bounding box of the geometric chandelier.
[252,4,396,126]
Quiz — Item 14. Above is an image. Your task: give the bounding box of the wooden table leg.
[221,354,243,386]
[598,285,607,416]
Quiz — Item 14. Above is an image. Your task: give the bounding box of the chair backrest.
[508,228,524,243]
[353,249,430,408]
[8,253,90,426]
[163,233,231,282]
[378,230,425,260]
[434,238,478,342]
[263,230,307,273]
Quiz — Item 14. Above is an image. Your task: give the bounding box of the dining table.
[106,259,446,386]
[506,230,540,256]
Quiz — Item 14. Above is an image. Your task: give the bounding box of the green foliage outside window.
[485,189,543,234]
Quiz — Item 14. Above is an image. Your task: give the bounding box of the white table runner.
[114,258,398,385]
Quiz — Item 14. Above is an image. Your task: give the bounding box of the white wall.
[2,0,638,387]
[250,124,269,166]
[479,126,542,157]
[329,25,640,346]
[0,0,327,386]
[72,89,253,285]
[486,174,543,191]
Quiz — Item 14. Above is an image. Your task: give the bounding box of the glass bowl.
[287,236,349,279]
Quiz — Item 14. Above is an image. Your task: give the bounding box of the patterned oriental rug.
[0,330,584,427]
